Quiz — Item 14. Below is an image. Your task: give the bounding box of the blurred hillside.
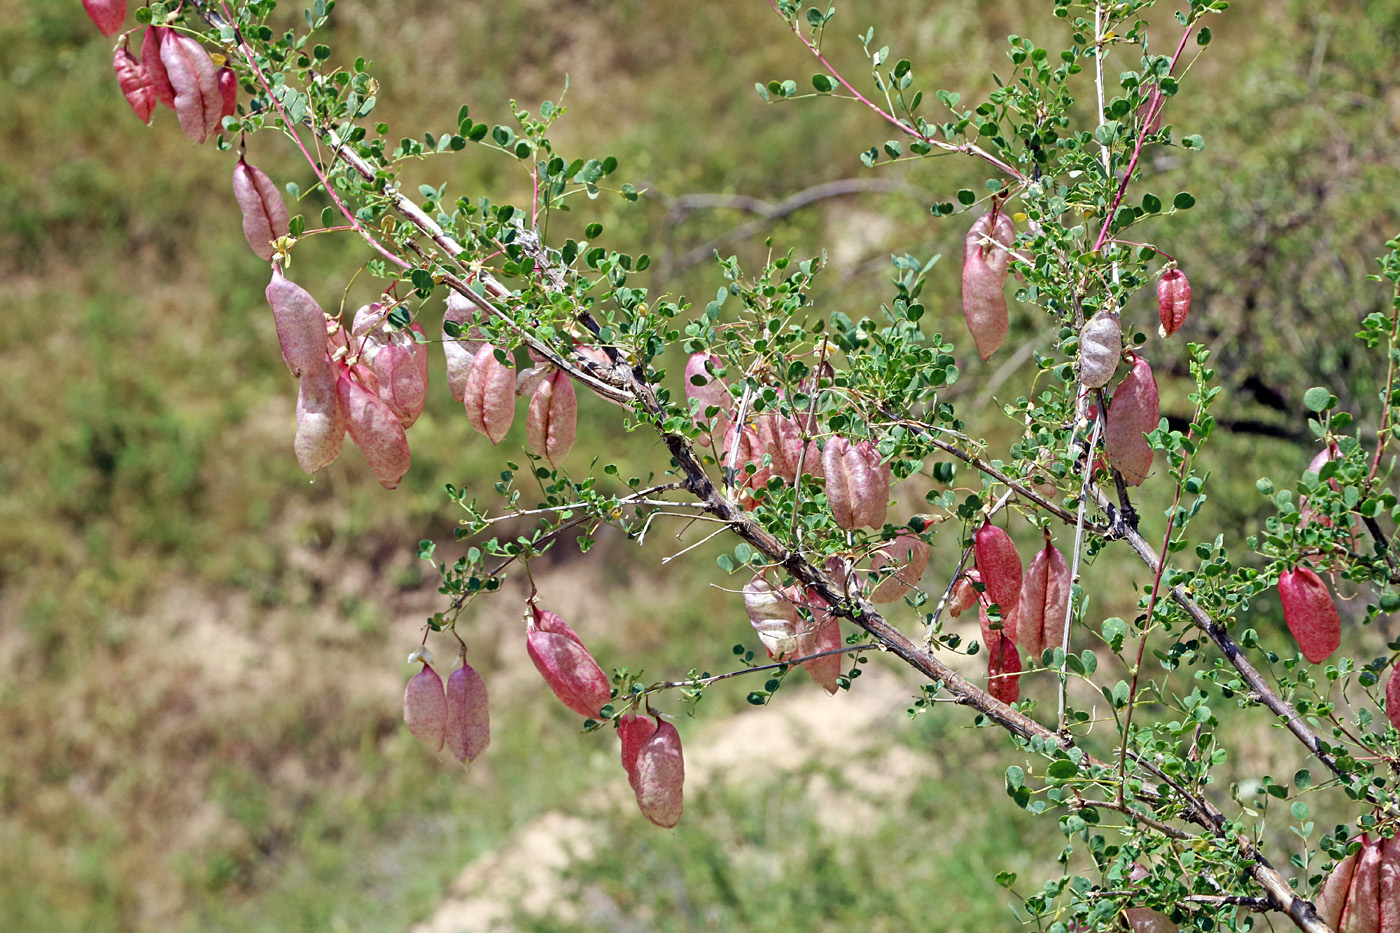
[1,1,1399,930]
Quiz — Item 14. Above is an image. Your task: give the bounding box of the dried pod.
[265,266,329,377]
[1278,567,1342,664]
[403,662,447,754]
[232,157,290,262]
[526,369,577,467]
[961,210,1016,360]
[441,292,487,402]
[526,604,612,719]
[1157,268,1191,337]
[113,47,156,125]
[294,356,346,473]
[142,27,176,110]
[869,532,930,603]
[974,521,1023,621]
[743,576,802,661]
[160,31,224,143]
[1078,310,1121,388]
[445,662,490,764]
[986,628,1021,705]
[1314,833,1396,933]
[217,66,238,121]
[797,590,843,695]
[947,572,980,619]
[1016,540,1071,664]
[372,330,429,429]
[631,717,684,828]
[83,0,127,36]
[822,436,890,530]
[337,367,411,489]
[1388,666,1400,732]
[619,712,659,786]
[684,352,731,444]
[463,343,517,444]
[978,600,1019,655]
[1104,356,1159,487]
[721,423,773,505]
[1124,866,1180,933]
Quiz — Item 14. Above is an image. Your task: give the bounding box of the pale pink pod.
[1139,85,1165,135]
[515,365,550,399]
[684,351,731,444]
[232,157,290,262]
[822,437,890,530]
[978,601,1019,656]
[755,407,807,482]
[337,368,411,489]
[113,47,156,125]
[869,532,930,603]
[1316,847,1360,932]
[404,662,447,753]
[526,369,577,466]
[1298,444,1360,550]
[265,266,329,377]
[961,210,1016,360]
[363,318,428,429]
[1157,269,1190,337]
[1017,540,1071,664]
[1388,666,1400,732]
[463,343,517,444]
[797,590,843,695]
[442,292,487,403]
[526,604,612,719]
[721,423,773,506]
[217,66,237,121]
[974,521,1023,623]
[986,629,1021,705]
[160,31,224,143]
[743,575,801,661]
[619,712,659,788]
[632,718,684,828]
[1104,356,1159,487]
[83,0,127,36]
[948,572,979,619]
[445,662,490,764]
[294,356,346,473]
[1327,835,1383,933]
[142,27,176,110]
[1078,310,1121,389]
[1278,567,1341,664]
[1380,835,1400,933]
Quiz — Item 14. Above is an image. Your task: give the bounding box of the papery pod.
[337,367,411,489]
[445,661,490,764]
[619,712,659,787]
[526,369,577,467]
[986,629,1021,705]
[113,47,156,125]
[1278,567,1342,664]
[822,437,890,530]
[1104,356,1159,487]
[404,662,447,753]
[142,26,176,110]
[978,601,1019,657]
[364,322,428,429]
[961,209,1016,360]
[526,603,612,719]
[463,343,517,444]
[515,365,549,399]
[217,67,238,120]
[1380,835,1400,933]
[1017,540,1071,664]
[632,718,684,828]
[1078,310,1121,389]
[161,31,224,143]
[1387,666,1400,732]
[1299,444,1360,550]
[83,0,127,36]
[1316,847,1361,932]
[721,423,773,504]
[974,521,1023,620]
[869,532,930,603]
[1124,866,1180,933]
[265,266,329,377]
[797,591,843,695]
[294,356,346,473]
[684,351,731,444]
[947,572,979,619]
[743,576,801,661]
[1139,85,1165,134]
[1157,268,1191,337]
[1315,834,1385,933]
[442,292,487,402]
[232,157,290,262]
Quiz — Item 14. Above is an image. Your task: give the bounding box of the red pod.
[869,531,930,603]
[1104,356,1159,487]
[948,571,979,619]
[822,436,890,530]
[1157,268,1191,337]
[83,0,127,36]
[463,343,517,444]
[978,601,1019,657]
[961,209,1016,360]
[986,629,1021,705]
[721,423,773,505]
[684,351,731,444]
[974,521,1023,620]
[797,590,843,695]
[1314,833,1396,933]
[619,712,659,787]
[526,369,578,467]
[755,408,807,482]
[404,662,447,753]
[232,157,290,262]
[142,26,176,110]
[1017,540,1071,664]
[217,66,238,121]
[113,47,156,125]
[1388,666,1400,732]
[743,575,801,661]
[631,717,684,828]
[160,31,224,143]
[1078,310,1121,389]
[294,355,347,473]
[526,604,612,719]
[1278,567,1342,664]
[445,662,490,764]
[265,266,329,377]
[337,367,411,489]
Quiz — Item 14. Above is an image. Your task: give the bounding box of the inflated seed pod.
[1104,356,1159,487]
[526,369,577,467]
[232,157,290,262]
[986,627,1021,705]
[631,718,684,828]
[217,67,238,121]
[684,351,731,444]
[1278,566,1342,664]
[265,266,330,377]
[1078,310,1121,389]
[403,662,447,753]
[441,292,487,403]
[1388,666,1400,732]
[526,603,612,719]
[619,712,659,788]
[83,0,127,36]
[337,366,411,489]
[974,521,1023,621]
[294,356,346,474]
[1313,833,1395,933]
[947,572,979,619]
[797,590,843,695]
[444,661,490,764]
[142,26,176,110]
[823,437,890,530]
[1016,540,1071,664]
[160,31,224,143]
[743,576,801,661]
[113,47,156,124]
[869,532,930,603]
[961,210,1016,360]
[463,343,517,444]
[1157,268,1191,337]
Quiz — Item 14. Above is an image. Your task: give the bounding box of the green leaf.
[1173,191,1196,210]
[1303,386,1333,412]
[812,74,836,93]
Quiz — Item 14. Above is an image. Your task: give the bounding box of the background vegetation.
[2,0,1399,929]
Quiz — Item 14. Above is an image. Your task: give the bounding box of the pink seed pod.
[974,521,1023,622]
[403,662,447,754]
[619,712,659,787]
[947,571,980,619]
[721,423,773,505]
[822,437,890,530]
[265,266,329,377]
[869,532,930,603]
[442,292,487,403]
[160,31,224,144]
[986,629,1021,705]
[978,600,1019,655]
[352,307,428,429]
[1078,310,1121,389]
[1139,85,1165,135]
[684,351,731,444]
[796,590,843,695]
[337,367,411,489]
[463,343,517,444]
[83,0,127,36]
[112,47,156,125]
[1016,540,1071,665]
[217,66,237,121]
[631,717,684,828]
[142,27,176,110]
[1314,833,1396,933]
[755,407,807,482]
[1104,355,1159,487]
[1124,866,1179,933]
[743,576,802,661]
[1388,666,1400,732]
[294,356,347,473]
[526,603,612,719]
[1278,567,1342,664]
[232,157,290,262]
[961,209,1016,360]
[526,369,578,467]
[1157,268,1191,337]
[445,661,490,764]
